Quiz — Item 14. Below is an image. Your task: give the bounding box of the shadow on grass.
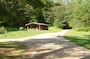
[85,35,90,39]
[64,35,90,49]
[6,27,19,32]
[0,42,27,59]
[0,42,25,49]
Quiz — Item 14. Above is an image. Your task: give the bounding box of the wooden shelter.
[25,22,48,30]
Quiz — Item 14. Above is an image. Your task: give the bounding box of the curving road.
[0,30,90,59]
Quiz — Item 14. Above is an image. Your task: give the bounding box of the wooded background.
[0,0,90,29]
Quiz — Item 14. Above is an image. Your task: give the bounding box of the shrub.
[77,27,90,31]
[19,27,24,30]
[0,26,6,34]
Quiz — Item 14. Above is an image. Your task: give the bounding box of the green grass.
[0,42,26,59]
[49,27,62,32]
[0,42,26,49]
[65,30,90,49]
[0,27,62,39]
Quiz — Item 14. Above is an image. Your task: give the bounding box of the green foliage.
[49,26,62,32]
[67,0,90,28]
[19,27,24,31]
[77,27,90,31]
[6,27,19,31]
[26,0,45,8]
[43,7,54,25]
[0,26,6,34]
[0,0,90,29]
[0,0,34,27]
[53,19,64,28]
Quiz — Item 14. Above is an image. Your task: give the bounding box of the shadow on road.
[13,36,90,59]
[81,55,90,59]
[0,36,90,59]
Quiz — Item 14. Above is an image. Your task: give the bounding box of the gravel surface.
[0,30,90,59]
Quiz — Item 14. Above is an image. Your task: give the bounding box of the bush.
[77,27,90,31]
[0,26,6,34]
[19,27,24,30]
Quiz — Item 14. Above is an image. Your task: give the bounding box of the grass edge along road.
[65,30,90,49]
[0,27,62,39]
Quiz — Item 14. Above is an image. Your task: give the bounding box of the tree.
[0,0,34,27]
[0,0,90,29]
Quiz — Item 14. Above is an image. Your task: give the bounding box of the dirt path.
[0,30,90,59]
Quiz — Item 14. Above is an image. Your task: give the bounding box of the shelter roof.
[25,22,48,26]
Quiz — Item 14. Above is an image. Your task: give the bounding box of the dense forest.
[0,0,90,29]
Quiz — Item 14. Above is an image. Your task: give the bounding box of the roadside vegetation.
[65,30,90,49]
[0,27,62,39]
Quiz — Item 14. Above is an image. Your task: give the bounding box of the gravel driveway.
[0,30,90,59]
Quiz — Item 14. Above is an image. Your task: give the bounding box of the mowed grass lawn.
[0,42,27,59]
[0,27,62,39]
[65,30,90,49]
